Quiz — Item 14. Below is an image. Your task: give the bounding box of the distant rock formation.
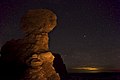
[0,9,62,80]
[53,53,68,78]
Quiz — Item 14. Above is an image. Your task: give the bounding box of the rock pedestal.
[23,52,60,80]
[0,9,60,80]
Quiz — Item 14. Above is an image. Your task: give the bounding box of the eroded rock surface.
[23,52,60,80]
[0,9,60,80]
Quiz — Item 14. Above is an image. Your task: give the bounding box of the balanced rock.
[0,9,60,80]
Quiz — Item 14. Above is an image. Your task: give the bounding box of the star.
[83,35,86,38]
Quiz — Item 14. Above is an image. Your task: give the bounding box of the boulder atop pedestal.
[0,9,62,80]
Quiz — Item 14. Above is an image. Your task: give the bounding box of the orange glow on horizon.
[73,67,100,71]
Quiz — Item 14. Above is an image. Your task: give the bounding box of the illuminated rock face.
[24,52,60,80]
[0,9,60,80]
[20,9,60,80]
[21,9,57,33]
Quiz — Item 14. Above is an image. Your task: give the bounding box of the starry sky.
[0,0,120,70]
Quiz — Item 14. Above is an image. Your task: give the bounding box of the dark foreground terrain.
[0,72,120,80]
[62,72,120,80]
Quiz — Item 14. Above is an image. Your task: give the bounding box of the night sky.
[0,0,120,70]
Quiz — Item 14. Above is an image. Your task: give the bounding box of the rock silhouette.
[53,53,68,78]
[0,9,64,80]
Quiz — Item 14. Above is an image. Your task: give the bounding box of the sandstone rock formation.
[0,9,60,80]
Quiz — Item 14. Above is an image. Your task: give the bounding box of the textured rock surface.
[0,9,60,80]
[23,52,60,80]
[21,9,57,33]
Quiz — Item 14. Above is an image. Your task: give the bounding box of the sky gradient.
[0,0,120,70]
